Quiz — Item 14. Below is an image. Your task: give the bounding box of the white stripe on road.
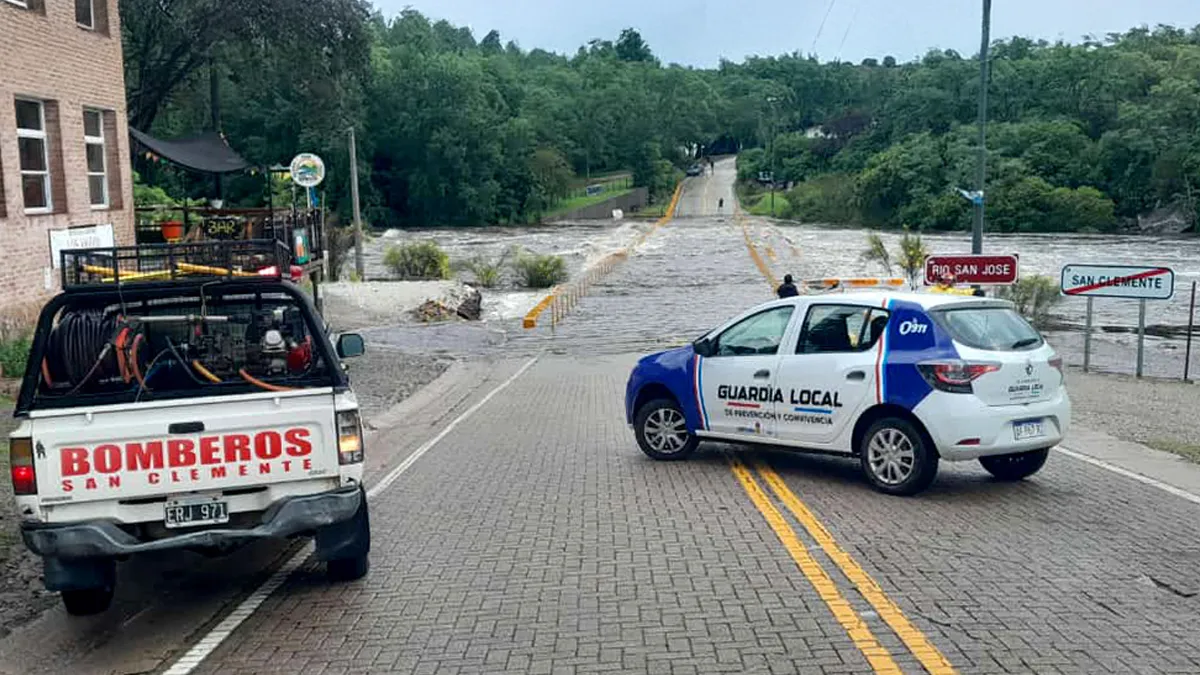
[1056,445,1200,507]
[163,355,541,675]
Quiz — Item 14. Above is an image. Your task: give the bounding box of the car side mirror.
[336,333,366,359]
[693,337,715,357]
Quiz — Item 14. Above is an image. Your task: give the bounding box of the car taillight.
[337,411,363,465]
[1048,355,1064,376]
[9,438,36,495]
[917,360,1000,394]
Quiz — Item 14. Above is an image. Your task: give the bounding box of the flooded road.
[352,156,1199,378]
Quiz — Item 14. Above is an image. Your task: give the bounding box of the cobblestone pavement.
[184,167,1200,675]
[192,353,1200,675]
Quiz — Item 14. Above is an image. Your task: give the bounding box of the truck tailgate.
[30,390,338,504]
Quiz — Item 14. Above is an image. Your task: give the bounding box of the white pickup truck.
[7,242,370,615]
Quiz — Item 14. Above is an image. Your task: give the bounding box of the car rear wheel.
[859,418,938,496]
[979,448,1049,481]
[635,399,698,461]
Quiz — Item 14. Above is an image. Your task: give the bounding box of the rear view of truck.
[7,242,370,615]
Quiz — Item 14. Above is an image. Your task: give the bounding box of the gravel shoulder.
[1065,367,1200,461]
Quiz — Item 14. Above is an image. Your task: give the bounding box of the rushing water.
[351,165,1200,379]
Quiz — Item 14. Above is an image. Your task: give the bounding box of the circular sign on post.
[289,153,325,188]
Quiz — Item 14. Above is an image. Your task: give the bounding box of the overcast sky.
[376,0,1198,66]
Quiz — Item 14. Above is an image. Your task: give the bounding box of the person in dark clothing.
[777,274,799,298]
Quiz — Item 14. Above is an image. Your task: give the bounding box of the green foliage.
[998,275,1063,328]
[512,250,568,288]
[463,250,511,288]
[383,241,451,280]
[325,224,357,282]
[860,228,927,288]
[748,193,789,217]
[128,6,1200,231]
[0,326,30,380]
[896,228,929,289]
[784,174,859,223]
[859,233,893,275]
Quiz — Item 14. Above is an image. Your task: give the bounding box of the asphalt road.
[4,161,1200,674]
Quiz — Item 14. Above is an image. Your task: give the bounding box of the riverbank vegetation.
[126,1,1200,233]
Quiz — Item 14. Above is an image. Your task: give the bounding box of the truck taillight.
[9,438,36,495]
[917,360,1000,394]
[337,411,363,465]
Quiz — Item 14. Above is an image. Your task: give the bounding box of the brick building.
[0,0,134,318]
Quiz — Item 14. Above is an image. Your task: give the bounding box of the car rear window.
[932,305,1043,351]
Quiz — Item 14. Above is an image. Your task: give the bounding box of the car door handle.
[846,371,866,381]
[169,421,205,434]
[754,369,771,379]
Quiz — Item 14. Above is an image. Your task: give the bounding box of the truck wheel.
[859,417,938,496]
[61,586,115,616]
[328,554,370,582]
[979,448,1049,481]
[634,398,698,461]
[325,491,371,582]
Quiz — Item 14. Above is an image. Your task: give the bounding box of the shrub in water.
[383,241,450,280]
[513,250,568,289]
[998,275,1062,328]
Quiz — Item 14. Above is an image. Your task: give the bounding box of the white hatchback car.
[624,291,1070,495]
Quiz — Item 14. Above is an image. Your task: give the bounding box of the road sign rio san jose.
[924,254,1019,285]
[1060,264,1175,300]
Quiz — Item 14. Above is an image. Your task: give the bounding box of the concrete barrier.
[548,187,649,221]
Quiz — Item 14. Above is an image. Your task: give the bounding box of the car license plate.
[164,496,229,529]
[1013,419,1046,441]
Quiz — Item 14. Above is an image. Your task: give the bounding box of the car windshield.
[932,305,1043,351]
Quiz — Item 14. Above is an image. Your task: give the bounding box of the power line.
[811,0,838,56]
[836,0,863,62]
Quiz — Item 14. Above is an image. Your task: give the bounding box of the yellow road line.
[727,456,903,674]
[755,462,958,675]
[523,181,683,329]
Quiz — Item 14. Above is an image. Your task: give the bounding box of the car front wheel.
[979,448,1049,481]
[635,398,699,461]
[859,418,938,496]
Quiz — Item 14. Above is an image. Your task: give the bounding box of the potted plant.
[160,219,184,241]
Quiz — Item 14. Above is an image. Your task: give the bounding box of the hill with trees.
[123,2,1200,233]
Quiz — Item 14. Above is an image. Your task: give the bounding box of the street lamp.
[766,96,779,217]
[972,0,992,254]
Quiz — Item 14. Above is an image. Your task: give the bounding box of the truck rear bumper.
[21,484,363,560]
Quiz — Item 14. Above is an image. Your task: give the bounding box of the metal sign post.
[1083,297,1093,373]
[1186,281,1196,382]
[1136,299,1146,378]
[1061,263,1175,378]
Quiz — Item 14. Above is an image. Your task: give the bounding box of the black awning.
[130,127,250,174]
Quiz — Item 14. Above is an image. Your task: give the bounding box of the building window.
[75,0,93,29]
[84,109,108,208]
[16,99,51,213]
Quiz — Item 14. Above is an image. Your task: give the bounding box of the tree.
[615,28,654,63]
[481,29,502,55]
[120,0,370,130]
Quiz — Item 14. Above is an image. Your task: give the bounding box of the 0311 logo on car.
[898,318,928,336]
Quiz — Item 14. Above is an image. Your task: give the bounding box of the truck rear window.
[25,286,337,412]
[932,306,1043,352]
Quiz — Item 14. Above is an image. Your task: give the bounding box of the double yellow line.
[729,455,957,675]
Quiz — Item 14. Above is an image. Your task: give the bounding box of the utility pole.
[767,96,779,217]
[972,0,992,254]
[348,127,364,280]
